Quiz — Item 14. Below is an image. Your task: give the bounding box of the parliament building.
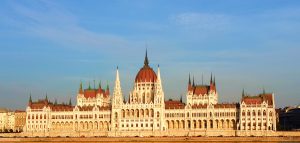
[23,51,277,137]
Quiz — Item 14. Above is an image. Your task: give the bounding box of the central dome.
[135,50,157,83]
[135,66,157,82]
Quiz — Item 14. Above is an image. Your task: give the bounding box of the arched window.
[115,112,118,119]
[122,110,125,118]
[157,111,160,118]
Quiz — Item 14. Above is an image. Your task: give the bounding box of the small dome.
[135,65,157,82]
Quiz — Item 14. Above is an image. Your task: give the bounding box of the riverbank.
[0,136,300,143]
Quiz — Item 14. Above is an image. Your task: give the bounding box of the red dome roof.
[135,66,157,82]
[135,50,157,82]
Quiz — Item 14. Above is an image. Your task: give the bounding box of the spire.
[157,64,161,81]
[188,73,191,85]
[98,80,102,89]
[242,88,245,97]
[180,95,183,103]
[29,93,32,103]
[45,93,48,101]
[69,98,72,106]
[79,81,83,93]
[263,87,266,95]
[88,82,91,90]
[116,66,120,82]
[113,67,123,105]
[210,73,213,84]
[54,99,57,105]
[144,49,149,66]
[213,76,216,86]
[106,81,109,91]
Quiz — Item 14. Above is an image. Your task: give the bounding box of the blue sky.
[0,0,299,109]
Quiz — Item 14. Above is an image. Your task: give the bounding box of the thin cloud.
[6,0,136,52]
[170,12,231,31]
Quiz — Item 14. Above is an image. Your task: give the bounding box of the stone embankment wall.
[0,131,300,137]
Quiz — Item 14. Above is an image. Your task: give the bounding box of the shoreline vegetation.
[0,136,300,142]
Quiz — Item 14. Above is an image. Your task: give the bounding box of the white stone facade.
[0,110,16,132]
[21,52,277,137]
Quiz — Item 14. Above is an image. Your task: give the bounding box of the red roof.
[51,105,74,112]
[29,99,50,109]
[242,93,273,105]
[165,100,185,109]
[83,88,109,98]
[188,84,216,96]
[135,65,157,82]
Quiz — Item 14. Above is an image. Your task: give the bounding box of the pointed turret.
[188,73,192,91]
[213,76,216,86]
[54,99,57,105]
[88,82,91,90]
[79,81,83,94]
[45,93,48,101]
[144,49,149,66]
[106,81,109,91]
[180,95,183,103]
[242,88,245,97]
[99,80,102,89]
[156,64,163,93]
[188,73,191,85]
[157,64,161,81]
[105,81,110,96]
[69,98,72,106]
[210,73,213,84]
[113,66,123,106]
[263,87,266,95]
[29,93,32,103]
[97,80,102,94]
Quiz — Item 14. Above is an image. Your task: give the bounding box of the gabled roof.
[51,104,74,112]
[242,93,273,106]
[83,88,109,98]
[165,100,185,109]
